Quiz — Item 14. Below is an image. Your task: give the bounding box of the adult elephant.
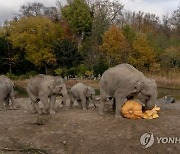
[99,64,157,118]
[0,75,16,110]
[70,83,96,110]
[27,74,67,114]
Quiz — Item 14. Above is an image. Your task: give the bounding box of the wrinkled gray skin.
[27,74,67,114]
[0,75,16,110]
[70,83,96,110]
[99,64,157,118]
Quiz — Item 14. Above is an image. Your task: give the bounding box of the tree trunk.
[45,64,48,75]
[77,34,82,52]
[9,65,12,73]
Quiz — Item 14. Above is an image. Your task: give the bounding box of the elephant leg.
[86,98,90,109]
[32,101,42,115]
[0,99,5,110]
[69,94,75,109]
[4,97,10,110]
[114,87,132,118]
[30,101,37,114]
[77,100,82,109]
[61,92,67,106]
[39,95,50,114]
[9,89,16,108]
[114,96,126,118]
[81,97,87,110]
[49,95,56,114]
[99,98,106,115]
[27,88,41,114]
[98,87,107,115]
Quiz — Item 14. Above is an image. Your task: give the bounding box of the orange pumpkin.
[121,100,143,119]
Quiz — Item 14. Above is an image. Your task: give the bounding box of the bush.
[94,60,109,76]
[54,68,63,76]
[54,65,89,77]
[76,64,88,77]
[85,70,93,77]
[26,71,38,77]
[6,71,38,80]
[6,72,18,80]
[18,71,38,80]
[18,74,29,80]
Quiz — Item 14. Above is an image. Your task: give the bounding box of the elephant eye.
[147,95,151,99]
[58,86,62,90]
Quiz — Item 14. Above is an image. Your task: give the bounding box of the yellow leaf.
[152,113,159,119]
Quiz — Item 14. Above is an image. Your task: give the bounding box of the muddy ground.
[0,97,180,154]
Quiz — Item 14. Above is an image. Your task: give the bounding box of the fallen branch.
[0,147,48,154]
[0,108,20,111]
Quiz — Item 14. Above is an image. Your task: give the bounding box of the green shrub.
[26,71,38,77]
[76,64,88,77]
[54,68,63,76]
[6,72,18,80]
[85,70,93,77]
[18,74,28,80]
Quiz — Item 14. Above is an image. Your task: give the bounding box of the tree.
[0,25,19,73]
[9,17,63,74]
[62,0,93,49]
[89,0,124,24]
[100,24,128,66]
[53,39,82,68]
[161,46,180,68]
[129,33,157,70]
[119,11,160,34]
[44,7,61,22]
[170,5,180,36]
[122,25,136,45]
[19,2,45,17]
[81,37,100,73]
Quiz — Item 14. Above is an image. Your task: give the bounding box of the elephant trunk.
[91,95,97,108]
[144,90,157,110]
[138,91,157,110]
[144,96,156,110]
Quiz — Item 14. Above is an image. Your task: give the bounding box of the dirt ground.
[0,97,180,154]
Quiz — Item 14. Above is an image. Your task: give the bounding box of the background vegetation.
[0,0,180,87]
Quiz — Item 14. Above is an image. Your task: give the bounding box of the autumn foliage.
[100,25,128,65]
[0,0,179,78]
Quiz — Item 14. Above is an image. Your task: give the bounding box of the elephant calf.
[27,74,67,114]
[0,75,16,110]
[70,83,96,110]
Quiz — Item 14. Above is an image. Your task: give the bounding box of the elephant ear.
[135,80,144,93]
[48,80,56,91]
[83,87,89,96]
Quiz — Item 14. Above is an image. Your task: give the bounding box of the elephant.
[0,75,16,110]
[69,83,96,110]
[98,63,157,118]
[27,74,67,114]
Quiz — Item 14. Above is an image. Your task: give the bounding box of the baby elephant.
[0,75,16,110]
[70,83,96,110]
[27,74,67,115]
